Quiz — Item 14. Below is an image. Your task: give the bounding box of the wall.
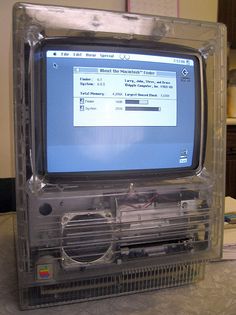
[0,0,218,178]
[179,0,218,22]
[229,50,236,70]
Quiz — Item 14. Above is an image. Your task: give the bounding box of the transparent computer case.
[13,2,226,309]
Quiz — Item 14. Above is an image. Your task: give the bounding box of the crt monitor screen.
[38,40,204,179]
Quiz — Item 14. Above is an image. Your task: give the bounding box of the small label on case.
[36,264,53,280]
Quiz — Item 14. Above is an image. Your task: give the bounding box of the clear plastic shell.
[13,2,226,309]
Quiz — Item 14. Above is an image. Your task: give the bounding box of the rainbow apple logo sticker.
[37,264,53,280]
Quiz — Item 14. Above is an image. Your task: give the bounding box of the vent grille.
[20,261,205,309]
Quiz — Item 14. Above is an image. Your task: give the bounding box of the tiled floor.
[0,213,236,315]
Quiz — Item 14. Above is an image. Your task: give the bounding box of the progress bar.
[125,99,148,105]
[125,106,161,112]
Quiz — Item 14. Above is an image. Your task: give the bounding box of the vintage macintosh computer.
[13,2,226,309]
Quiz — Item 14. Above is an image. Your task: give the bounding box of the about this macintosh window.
[73,66,177,127]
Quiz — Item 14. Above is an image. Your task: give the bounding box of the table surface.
[1,213,236,315]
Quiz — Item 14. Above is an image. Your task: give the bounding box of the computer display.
[37,40,204,179]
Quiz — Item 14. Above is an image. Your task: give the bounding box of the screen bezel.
[34,38,206,182]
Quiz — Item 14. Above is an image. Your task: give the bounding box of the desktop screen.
[40,43,202,178]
